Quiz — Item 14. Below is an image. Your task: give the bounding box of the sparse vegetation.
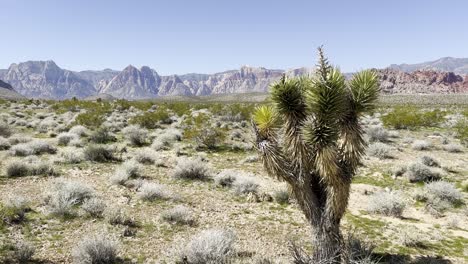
[171,158,211,180]
[367,191,406,217]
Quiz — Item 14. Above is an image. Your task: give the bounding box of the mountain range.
[0,57,467,100]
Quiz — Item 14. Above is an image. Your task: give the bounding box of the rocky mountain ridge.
[0,59,467,99]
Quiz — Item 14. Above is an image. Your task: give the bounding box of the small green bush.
[74,111,107,128]
[382,106,446,130]
[84,145,117,162]
[129,108,171,129]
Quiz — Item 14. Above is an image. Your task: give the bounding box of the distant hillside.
[389,57,468,74]
[1,58,468,100]
[0,79,26,100]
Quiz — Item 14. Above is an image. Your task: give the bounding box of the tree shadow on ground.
[374,252,453,264]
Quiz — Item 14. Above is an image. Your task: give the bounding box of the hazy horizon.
[2,0,468,75]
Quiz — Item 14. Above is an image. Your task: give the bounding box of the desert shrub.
[171,158,211,180]
[443,143,463,153]
[453,119,467,146]
[133,148,158,165]
[367,191,406,217]
[214,170,238,188]
[195,128,226,149]
[397,228,424,247]
[391,165,407,177]
[151,128,183,150]
[89,127,117,144]
[72,234,118,264]
[129,108,171,129]
[69,125,89,137]
[137,182,173,201]
[243,155,258,163]
[8,135,32,145]
[367,142,392,159]
[233,176,259,196]
[105,207,135,227]
[366,126,389,143]
[273,189,290,204]
[110,160,143,185]
[12,240,36,263]
[57,132,79,146]
[423,181,463,205]
[406,162,441,182]
[122,125,148,146]
[5,159,57,177]
[382,107,446,130]
[0,196,30,224]
[84,145,117,162]
[55,147,85,164]
[161,205,194,225]
[0,122,12,137]
[46,179,94,217]
[82,197,106,218]
[0,136,11,150]
[74,110,107,128]
[178,229,236,264]
[37,119,58,133]
[5,161,30,177]
[420,156,440,167]
[411,140,432,151]
[10,140,57,156]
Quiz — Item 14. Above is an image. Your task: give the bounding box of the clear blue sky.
[1,0,468,75]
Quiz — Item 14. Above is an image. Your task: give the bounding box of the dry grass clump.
[72,234,118,264]
[110,160,143,185]
[367,191,406,217]
[232,176,259,196]
[161,205,194,225]
[405,162,441,182]
[420,155,440,167]
[57,132,79,146]
[5,158,57,177]
[0,196,30,224]
[443,143,463,153]
[366,125,389,143]
[105,207,136,227]
[82,197,107,218]
[10,140,57,156]
[171,158,211,181]
[69,125,89,137]
[0,136,11,150]
[122,125,148,146]
[0,121,12,137]
[45,179,94,217]
[411,140,432,151]
[133,148,159,165]
[12,240,36,263]
[151,128,182,150]
[396,228,425,247]
[415,181,463,216]
[214,169,238,188]
[177,229,236,264]
[273,189,290,204]
[367,143,392,159]
[54,147,85,164]
[137,182,174,201]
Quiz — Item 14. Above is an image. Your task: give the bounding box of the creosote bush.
[89,127,117,144]
[10,140,57,156]
[46,179,94,217]
[137,182,174,201]
[0,122,12,137]
[178,229,236,264]
[110,160,143,185]
[82,197,107,218]
[5,159,57,177]
[273,189,290,204]
[366,125,389,143]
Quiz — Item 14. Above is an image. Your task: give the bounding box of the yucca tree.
[252,47,379,263]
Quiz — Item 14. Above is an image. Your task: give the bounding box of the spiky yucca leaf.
[270,76,307,119]
[348,70,379,114]
[306,68,347,121]
[253,105,278,138]
[302,116,339,149]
